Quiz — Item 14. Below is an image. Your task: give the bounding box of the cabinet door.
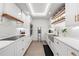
[23,36,29,49]
[15,39,23,56]
[46,37,50,46]
[25,35,32,49]
[67,46,79,56]
[22,36,32,55]
[15,36,32,56]
[54,38,68,56]
[57,42,68,56]
[0,43,15,56]
[20,36,27,55]
[50,41,56,56]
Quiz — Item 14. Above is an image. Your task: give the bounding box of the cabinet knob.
[49,41,51,43]
[71,52,77,56]
[22,40,24,41]
[57,52,59,56]
[22,48,24,51]
[57,42,59,44]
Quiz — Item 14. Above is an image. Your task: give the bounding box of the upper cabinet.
[65,3,79,27]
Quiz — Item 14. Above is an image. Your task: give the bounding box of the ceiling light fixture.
[28,3,51,16]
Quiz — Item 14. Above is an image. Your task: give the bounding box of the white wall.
[0,4,18,39]
[32,18,49,41]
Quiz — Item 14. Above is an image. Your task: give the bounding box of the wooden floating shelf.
[2,13,24,23]
[51,6,65,24]
[52,13,65,24]
[53,5,65,19]
[53,10,65,19]
[52,17,65,24]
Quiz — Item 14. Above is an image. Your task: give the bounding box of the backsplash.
[62,26,79,39]
[0,24,17,40]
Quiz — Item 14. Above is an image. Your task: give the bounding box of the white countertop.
[0,34,26,49]
[54,36,79,51]
[0,41,14,49]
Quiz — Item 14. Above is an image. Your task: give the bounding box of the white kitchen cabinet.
[46,36,79,56]
[20,36,30,55]
[46,37,50,46]
[46,37,56,55]
[65,3,79,27]
[0,35,32,56]
[54,38,68,56]
[15,36,27,56]
[15,38,23,56]
[47,37,79,56]
[24,35,32,50]
[0,42,15,56]
[49,39,56,55]
[67,46,79,56]
[15,36,32,56]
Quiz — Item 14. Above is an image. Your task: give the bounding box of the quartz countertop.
[0,41,14,49]
[0,35,26,49]
[54,36,79,51]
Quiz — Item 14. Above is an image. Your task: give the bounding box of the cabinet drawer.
[67,46,79,56]
[0,43,15,56]
[54,38,68,56]
[54,38,61,45]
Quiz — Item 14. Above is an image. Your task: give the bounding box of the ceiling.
[30,3,47,13]
[16,3,64,19]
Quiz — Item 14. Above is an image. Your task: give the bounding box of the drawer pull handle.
[57,53,59,56]
[22,48,24,51]
[49,41,51,43]
[71,52,77,56]
[57,42,59,44]
[22,40,24,41]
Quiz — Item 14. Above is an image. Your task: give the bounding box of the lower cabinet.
[46,38,79,56]
[54,38,68,56]
[15,39,23,56]
[0,36,32,56]
[15,36,32,56]
[67,46,79,56]
[0,42,15,56]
